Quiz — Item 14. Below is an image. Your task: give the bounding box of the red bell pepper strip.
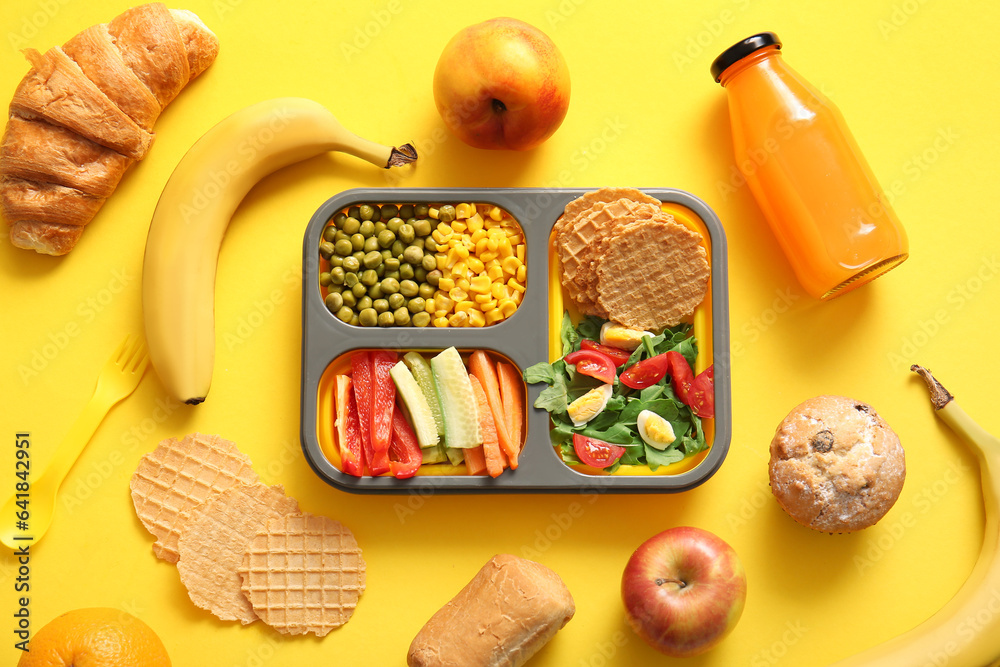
[389,407,422,479]
[688,365,715,419]
[351,351,389,475]
[334,375,365,476]
[371,351,398,470]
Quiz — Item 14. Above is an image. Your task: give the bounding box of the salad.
[524,314,714,473]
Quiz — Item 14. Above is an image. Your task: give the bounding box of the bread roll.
[407,554,575,667]
[0,3,219,255]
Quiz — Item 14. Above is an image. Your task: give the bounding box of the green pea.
[388,292,405,310]
[378,230,396,249]
[413,219,432,236]
[342,217,361,235]
[341,290,357,308]
[368,204,382,222]
[422,254,438,272]
[390,240,405,258]
[387,217,404,234]
[324,292,343,312]
[334,230,350,243]
[359,308,378,327]
[373,298,389,313]
[380,204,398,220]
[399,263,415,281]
[381,249,394,261]
[380,277,400,294]
[363,251,382,269]
[378,311,396,327]
[426,270,442,286]
[329,267,345,285]
[402,245,424,265]
[374,221,388,235]
[333,212,348,226]
[375,265,385,278]
[398,224,415,244]
[418,283,435,299]
[319,272,332,287]
[414,204,429,219]
[399,279,418,297]
[369,284,383,300]
[364,236,381,253]
[359,220,375,237]
[414,267,427,283]
[319,241,335,259]
[336,306,353,323]
[357,296,373,311]
[349,314,360,326]
[323,226,337,242]
[352,250,366,263]
[360,269,379,286]
[359,204,376,221]
[408,297,425,314]
[399,204,415,219]
[393,307,411,326]
[412,311,431,327]
[350,233,365,251]
[342,256,360,273]
[352,282,368,298]
[334,239,353,256]
[384,257,400,271]
[348,205,361,219]
[344,272,359,288]
[438,205,456,223]
[329,255,344,268]
[384,270,400,282]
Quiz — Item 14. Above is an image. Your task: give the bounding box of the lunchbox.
[299,188,731,493]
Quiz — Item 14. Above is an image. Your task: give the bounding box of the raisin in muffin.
[768,395,905,533]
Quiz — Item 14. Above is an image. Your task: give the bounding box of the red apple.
[621,526,747,658]
[433,17,570,151]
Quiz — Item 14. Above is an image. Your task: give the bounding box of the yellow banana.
[830,365,1000,667]
[142,97,416,404]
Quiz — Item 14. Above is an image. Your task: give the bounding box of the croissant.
[0,3,219,256]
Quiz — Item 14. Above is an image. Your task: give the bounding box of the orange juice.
[712,33,908,299]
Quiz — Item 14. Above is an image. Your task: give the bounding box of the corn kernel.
[437,277,455,292]
[512,289,523,304]
[474,292,493,304]
[455,203,475,219]
[466,213,485,233]
[434,308,448,318]
[486,238,499,252]
[436,243,449,253]
[454,244,470,259]
[437,222,452,235]
[485,218,500,229]
[451,262,467,278]
[475,238,490,255]
[489,206,503,221]
[508,278,525,293]
[446,248,461,268]
[425,299,436,314]
[505,234,523,245]
[479,298,498,311]
[498,238,513,258]
[516,244,525,262]
[487,264,504,281]
[467,257,485,274]
[433,316,448,327]
[501,256,522,275]
[463,237,476,251]
[455,300,475,314]
[490,282,506,299]
[481,251,498,263]
[485,308,504,324]
[434,293,454,312]
[498,298,517,317]
[451,220,467,234]
[471,229,488,244]
[456,277,470,292]
[431,230,448,244]
[448,311,468,327]
[429,207,440,219]
[449,287,468,302]
[436,254,449,271]
[467,309,486,327]
[469,275,491,293]
[516,264,527,283]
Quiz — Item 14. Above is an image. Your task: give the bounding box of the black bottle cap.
[710,32,781,83]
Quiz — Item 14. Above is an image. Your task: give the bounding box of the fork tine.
[120,335,143,368]
[112,335,130,363]
[130,344,150,374]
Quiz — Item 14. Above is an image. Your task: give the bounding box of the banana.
[142,97,416,404]
[830,366,1000,667]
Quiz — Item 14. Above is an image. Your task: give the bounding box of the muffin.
[768,395,905,533]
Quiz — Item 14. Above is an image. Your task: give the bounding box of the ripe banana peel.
[142,97,416,404]
[830,366,1000,667]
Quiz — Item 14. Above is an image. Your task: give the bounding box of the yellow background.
[2,0,999,665]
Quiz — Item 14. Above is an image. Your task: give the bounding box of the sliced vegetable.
[497,361,524,453]
[580,339,631,366]
[463,447,487,475]
[468,350,517,468]
[371,351,398,459]
[665,351,695,404]
[572,433,626,469]
[620,353,669,390]
[350,351,388,475]
[389,407,423,478]
[431,347,481,449]
[390,361,440,447]
[470,374,505,478]
[421,443,449,465]
[564,349,617,383]
[403,351,445,436]
[688,365,715,418]
[334,375,365,476]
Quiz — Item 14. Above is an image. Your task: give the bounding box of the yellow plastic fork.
[1,335,149,550]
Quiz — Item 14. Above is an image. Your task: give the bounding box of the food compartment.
[316,200,527,328]
[314,347,527,479]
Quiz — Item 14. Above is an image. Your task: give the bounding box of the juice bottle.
[711,33,908,299]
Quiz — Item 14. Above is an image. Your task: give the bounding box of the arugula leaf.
[534,370,569,414]
[674,336,698,370]
[620,397,680,425]
[644,444,685,470]
[581,422,634,444]
[639,385,664,402]
[577,316,603,342]
[560,312,579,356]
[641,334,657,359]
[524,361,558,385]
[625,343,646,369]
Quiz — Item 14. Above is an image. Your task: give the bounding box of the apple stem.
[491,98,507,114]
[655,577,687,589]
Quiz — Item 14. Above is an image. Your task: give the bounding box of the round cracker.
[176,482,300,624]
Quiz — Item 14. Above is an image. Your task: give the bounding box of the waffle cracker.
[130,433,260,563]
[177,483,300,624]
[238,513,366,636]
[595,219,709,330]
[552,187,659,243]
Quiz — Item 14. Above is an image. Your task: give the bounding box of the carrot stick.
[469,374,504,478]
[463,447,487,476]
[497,361,524,454]
[468,351,517,469]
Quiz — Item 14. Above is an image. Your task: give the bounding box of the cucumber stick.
[403,351,445,436]
[431,347,481,449]
[390,361,440,448]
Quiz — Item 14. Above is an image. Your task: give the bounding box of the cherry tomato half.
[619,353,670,390]
[664,351,694,404]
[564,349,617,383]
[572,433,626,469]
[688,365,715,419]
[580,339,632,367]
